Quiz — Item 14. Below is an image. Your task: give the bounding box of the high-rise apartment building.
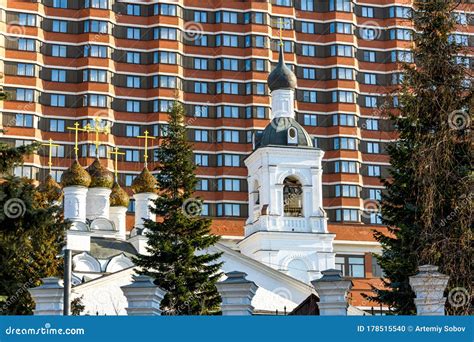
[0,0,472,300]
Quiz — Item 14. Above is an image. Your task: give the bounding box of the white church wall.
[73,267,135,316]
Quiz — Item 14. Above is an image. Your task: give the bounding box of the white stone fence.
[28,265,452,316]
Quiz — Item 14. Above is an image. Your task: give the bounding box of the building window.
[126,52,140,64]
[364,73,377,85]
[18,13,36,27]
[53,0,68,8]
[16,89,34,102]
[127,27,141,40]
[334,137,357,150]
[50,119,65,132]
[335,209,359,222]
[51,69,66,82]
[194,82,208,94]
[361,6,374,18]
[194,106,208,118]
[126,101,140,113]
[126,125,140,137]
[336,255,365,277]
[216,203,241,217]
[18,38,35,51]
[195,179,209,191]
[303,114,317,126]
[329,22,352,34]
[370,212,383,224]
[52,20,67,33]
[17,63,34,77]
[85,94,107,108]
[127,4,140,16]
[329,0,352,12]
[302,91,317,103]
[301,0,314,11]
[52,45,67,57]
[84,69,107,83]
[335,185,358,198]
[364,96,378,108]
[371,256,384,277]
[363,51,376,62]
[367,142,380,154]
[332,91,354,103]
[335,161,358,173]
[125,150,139,162]
[365,119,379,130]
[333,114,356,126]
[368,189,381,201]
[85,0,108,9]
[330,44,353,57]
[217,130,239,143]
[15,114,33,128]
[299,44,314,57]
[367,165,381,177]
[194,154,209,167]
[331,67,353,80]
[194,11,207,23]
[194,130,209,142]
[217,179,241,192]
[217,154,240,167]
[301,22,315,34]
[51,94,65,107]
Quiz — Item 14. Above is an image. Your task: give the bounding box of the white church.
[31,47,363,316]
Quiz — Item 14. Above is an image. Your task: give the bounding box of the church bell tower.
[238,46,336,283]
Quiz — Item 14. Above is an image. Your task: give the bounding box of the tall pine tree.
[134,101,222,315]
[371,0,472,315]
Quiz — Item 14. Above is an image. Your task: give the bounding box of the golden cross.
[41,138,60,174]
[86,117,110,159]
[66,122,89,160]
[109,146,125,181]
[275,17,289,47]
[137,130,156,167]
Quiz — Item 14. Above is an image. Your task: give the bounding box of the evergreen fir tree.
[370,0,472,315]
[134,101,223,315]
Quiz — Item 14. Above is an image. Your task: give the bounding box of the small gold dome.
[110,181,130,207]
[87,159,114,189]
[131,167,157,194]
[39,174,63,202]
[61,160,92,188]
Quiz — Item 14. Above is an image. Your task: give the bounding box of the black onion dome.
[256,117,313,149]
[268,45,297,92]
[87,159,114,189]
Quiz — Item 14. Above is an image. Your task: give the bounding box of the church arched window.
[283,176,303,217]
